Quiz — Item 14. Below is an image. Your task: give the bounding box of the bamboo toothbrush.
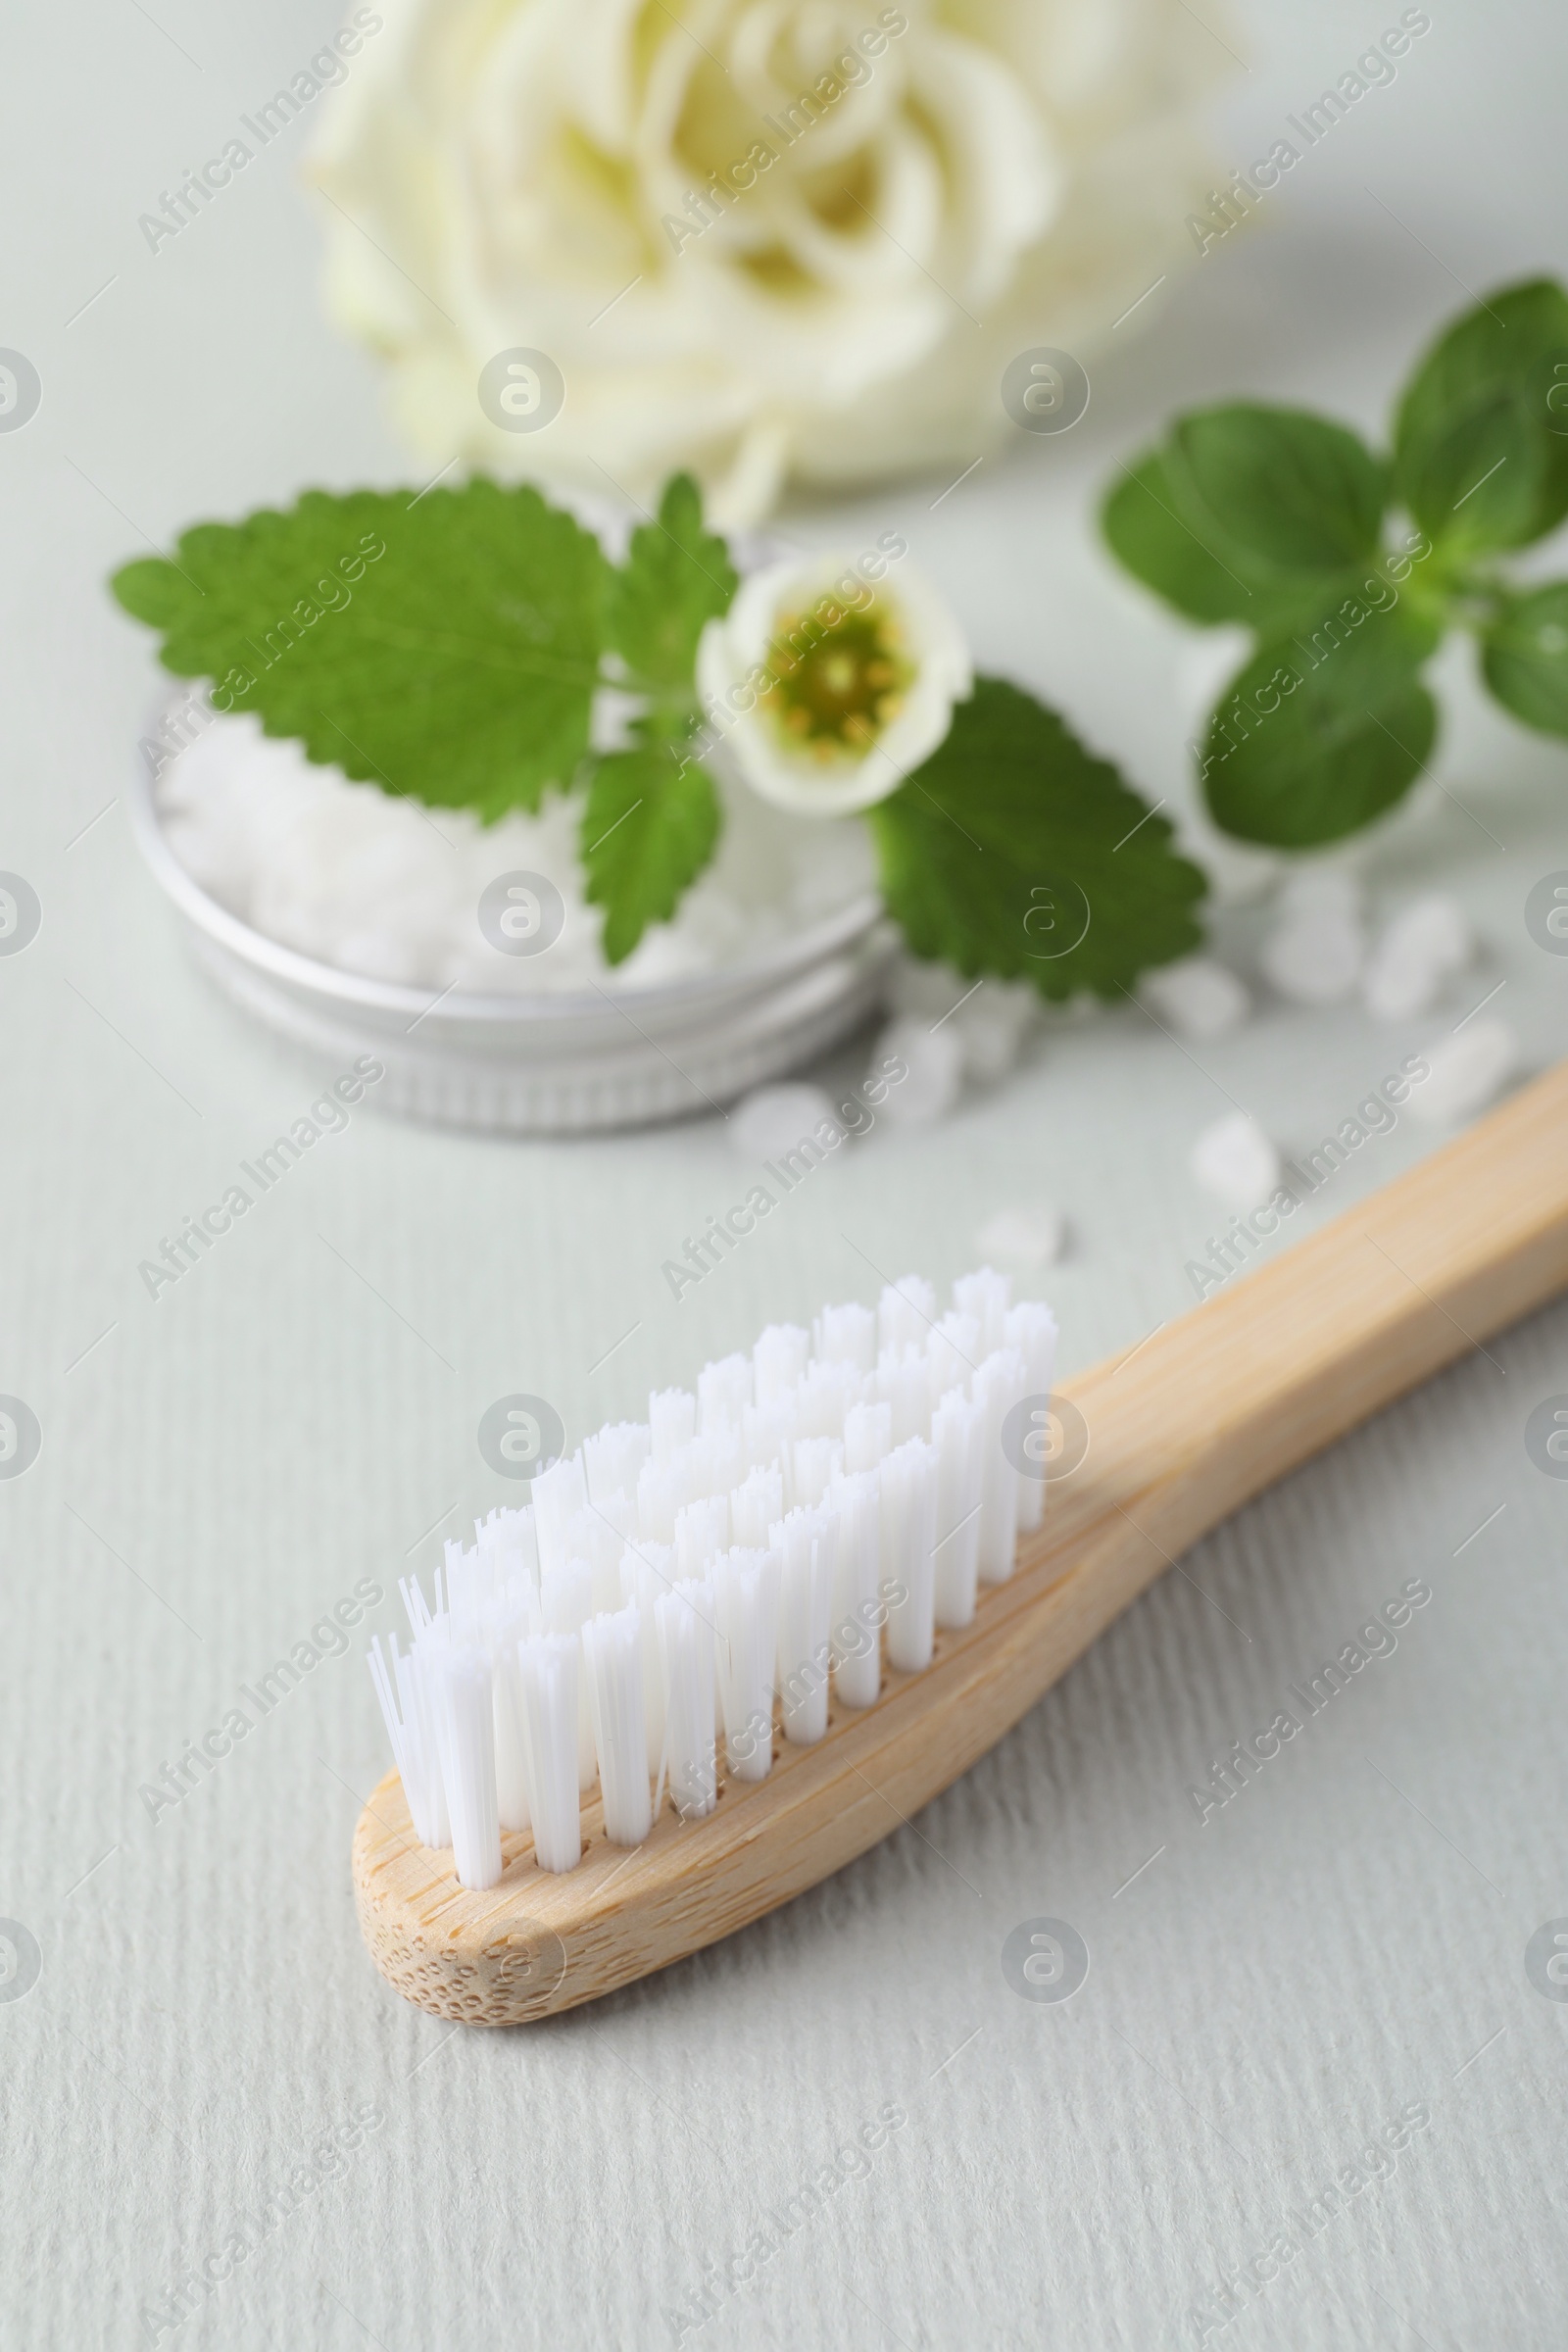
[355,1060,1568,2025]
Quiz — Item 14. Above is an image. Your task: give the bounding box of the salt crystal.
[974,1205,1065,1270]
[1260,911,1363,1004]
[1405,1019,1518,1126]
[952,983,1036,1082]
[1362,895,1472,1021]
[730,1084,837,1162]
[1141,956,1250,1040]
[886,963,1035,1080]
[158,710,873,997]
[1190,1111,1281,1209]
[873,1018,965,1129]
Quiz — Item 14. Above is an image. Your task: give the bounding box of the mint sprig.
[580,739,721,966]
[605,472,737,701]
[873,679,1205,998]
[1102,275,1568,846]
[113,481,608,822]
[113,470,1200,989]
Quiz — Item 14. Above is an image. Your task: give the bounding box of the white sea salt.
[974,1204,1065,1270]
[1260,869,1365,1004]
[951,984,1037,1082]
[730,1084,838,1162]
[1406,1019,1518,1126]
[872,1017,965,1128]
[1361,895,1472,1021]
[1141,956,1250,1040]
[885,958,1036,1085]
[157,713,875,995]
[1190,1110,1281,1208]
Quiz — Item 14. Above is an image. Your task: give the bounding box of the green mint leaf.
[1481,581,1568,737]
[1201,600,1439,846]
[605,472,737,696]
[1103,410,1389,633]
[1394,276,1568,554]
[1102,449,1261,624]
[1169,404,1389,580]
[580,743,721,965]
[110,481,608,819]
[868,677,1205,1002]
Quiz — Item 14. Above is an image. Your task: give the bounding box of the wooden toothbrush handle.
[1039,1055,1568,1578]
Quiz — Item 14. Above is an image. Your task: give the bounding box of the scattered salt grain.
[1141,956,1250,1040]
[1260,870,1364,1005]
[873,1018,965,1129]
[974,1205,1065,1271]
[1190,1111,1281,1209]
[1405,1019,1518,1127]
[730,1084,839,1162]
[886,962,1036,1081]
[950,983,1037,1082]
[1361,895,1472,1021]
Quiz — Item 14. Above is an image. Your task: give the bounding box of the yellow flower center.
[760,599,911,762]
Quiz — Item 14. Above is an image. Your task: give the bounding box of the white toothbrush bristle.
[367,1267,1057,1874]
[731,1462,784,1547]
[712,1546,781,1781]
[813,1300,876,1372]
[844,1398,893,1474]
[754,1322,809,1407]
[931,1387,986,1628]
[584,1421,651,1505]
[698,1352,753,1431]
[533,1451,589,1578]
[878,1275,936,1356]
[954,1266,1012,1356]
[649,1386,697,1460]
[430,1644,502,1891]
[659,1581,718,1820]
[582,1606,653,1846]
[368,1632,449,1850]
[516,1633,582,1872]
[880,1437,939,1672]
[973,1348,1027,1582]
[825,1471,881,1708]
[773,1506,836,1744]
[1005,1300,1058,1534]
[619,1542,672,1773]
[674,1492,731,1579]
[791,1435,844,1508]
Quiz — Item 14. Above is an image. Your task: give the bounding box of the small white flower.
[696,553,971,815]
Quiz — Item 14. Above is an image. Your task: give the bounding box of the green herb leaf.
[1170,404,1389,578]
[1102,449,1261,624]
[1394,276,1568,554]
[111,481,608,819]
[1103,409,1389,633]
[1200,600,1439,846]
[1481,580,1568,737]
[605,471,737,697]
[868,677,1205,1001]
[580,743,722,965]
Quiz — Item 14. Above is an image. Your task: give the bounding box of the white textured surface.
[3,4,1568,2348]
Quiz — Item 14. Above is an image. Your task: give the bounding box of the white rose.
[309,0,1230,521]
[695,549,970,814]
